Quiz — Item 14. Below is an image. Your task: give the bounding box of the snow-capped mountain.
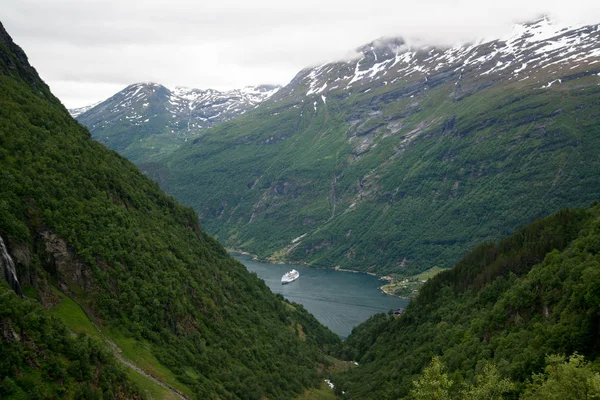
[70,82,279,161]
[69,101,101,118]
[154,17,600,276]
[276,17,600,101]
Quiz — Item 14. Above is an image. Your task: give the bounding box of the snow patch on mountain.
[281,17,600,100]
[69,101,102,118]
[70,82,280,135]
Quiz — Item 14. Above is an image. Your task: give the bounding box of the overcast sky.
[3,0,600,108]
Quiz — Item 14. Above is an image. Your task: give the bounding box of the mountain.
[69,100,101,118]
[0,21,338,399]
[71,82,279,162]
[332,203,600,398]
[274,17,600,100]
[155,17,600,276]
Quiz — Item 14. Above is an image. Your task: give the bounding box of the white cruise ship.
[281,269,299,284]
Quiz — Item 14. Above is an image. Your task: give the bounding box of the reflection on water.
[233,254,408,338]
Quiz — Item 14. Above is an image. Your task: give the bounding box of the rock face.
[0,21,50,94]
[40,231,90,294]
[70,82,280,162]
[157,17,600,275]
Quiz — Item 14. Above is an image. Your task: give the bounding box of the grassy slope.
[381,266,446,297]
[48,289,190,398]
[296,382,337,400]
[0,284,143,399]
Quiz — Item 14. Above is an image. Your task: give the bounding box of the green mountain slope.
[154,19,600,276]
[0,21,339,399]
[332,203,600,398]
[0,284,144,399]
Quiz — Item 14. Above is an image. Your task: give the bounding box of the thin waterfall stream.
[0,235,23,296]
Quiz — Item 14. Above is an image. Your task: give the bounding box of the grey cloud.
[3,0,599,107]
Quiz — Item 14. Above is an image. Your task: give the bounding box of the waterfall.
[0,236,23,297]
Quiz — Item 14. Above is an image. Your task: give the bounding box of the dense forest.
[0,21,339,399]
[333,203,600,399]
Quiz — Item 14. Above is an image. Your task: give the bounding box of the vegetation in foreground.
[334,204,600,399]
[0,284,143,399]
[407,353,600,400]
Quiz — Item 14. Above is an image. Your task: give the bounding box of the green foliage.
[333,204,600,399]
[522,354,600,400]
[460,363,514,400]
[337,313,393,361]
[0,285,142,399]
[408,356,452,400]
[295,381,338,400]
[0,22,340,399]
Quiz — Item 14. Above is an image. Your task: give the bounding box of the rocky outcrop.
[40,231,91,294]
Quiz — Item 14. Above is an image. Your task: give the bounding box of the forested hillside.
[0,284,145,399]
[0,21,339,399]
[155,18,600,276]
[333,203,600,399]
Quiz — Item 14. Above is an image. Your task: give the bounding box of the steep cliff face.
[0,20,339,399]
[0,23,48,92]
[159,18,600,275]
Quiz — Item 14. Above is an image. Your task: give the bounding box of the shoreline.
[227,249,407,300]
[379,284,410,299]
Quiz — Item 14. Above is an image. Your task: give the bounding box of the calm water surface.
[233,254,408,338]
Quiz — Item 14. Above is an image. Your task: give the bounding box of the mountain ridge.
[155,17,600,277]
[70,81,280,162]
[274,17,600,101]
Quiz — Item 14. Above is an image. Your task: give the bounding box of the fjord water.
[233,254,408,337]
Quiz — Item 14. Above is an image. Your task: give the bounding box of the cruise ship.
[281,269,299,284]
